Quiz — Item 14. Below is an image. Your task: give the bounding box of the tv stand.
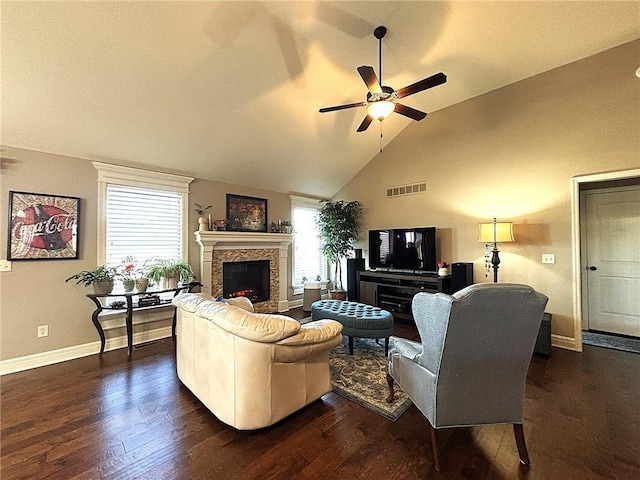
[357,270,451,322]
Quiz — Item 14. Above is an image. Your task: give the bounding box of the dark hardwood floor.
[2,308,639,479]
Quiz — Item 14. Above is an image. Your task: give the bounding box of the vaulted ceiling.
[2,1,638,198]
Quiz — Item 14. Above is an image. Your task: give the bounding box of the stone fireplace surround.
[195,231,293,313]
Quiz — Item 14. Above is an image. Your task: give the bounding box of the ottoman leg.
[349,336,354,355]
[385,337,389,356]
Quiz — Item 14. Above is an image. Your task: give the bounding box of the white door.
[584,186,640,336]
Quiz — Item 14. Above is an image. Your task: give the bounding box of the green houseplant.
[66,265,118,295]
[280,220,293,234]
[194,203,212,231]
[147,258,194,289]
[317,199,363,299]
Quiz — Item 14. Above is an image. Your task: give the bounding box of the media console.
[357,270,452,322]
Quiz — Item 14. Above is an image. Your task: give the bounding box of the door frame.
[570,168,640,351]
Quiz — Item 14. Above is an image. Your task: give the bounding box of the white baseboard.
[552,333,580,352]
[288,298,303,309]
[4,313,574,376]
[0,326,172,376]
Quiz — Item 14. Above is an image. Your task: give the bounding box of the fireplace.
[223,260,270,303]
[195,231,293,313]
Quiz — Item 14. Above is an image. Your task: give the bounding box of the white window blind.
[292,205,327,287]
[105,184,183,266]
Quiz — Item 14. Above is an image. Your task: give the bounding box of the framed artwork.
[226,194,267,232]
[7,191,80,260]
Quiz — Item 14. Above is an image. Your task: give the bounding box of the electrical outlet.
[37,325,49,338]
[542,254,556,264]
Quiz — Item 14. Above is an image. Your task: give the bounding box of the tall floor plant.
[317,199,363,294]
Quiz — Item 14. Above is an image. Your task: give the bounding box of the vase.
[198,217,209,232]
[93,280,114,295]
[438,268,450,277]
[163,277,178,290]
[330,290,347,301]
[122,279,135,292]
[135,278,149,293]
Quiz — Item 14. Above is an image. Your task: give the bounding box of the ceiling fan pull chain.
[379,122,383,153]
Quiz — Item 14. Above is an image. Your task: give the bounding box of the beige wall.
[334,40,640,344]
[2,40,638,363]
[0,148,293,361]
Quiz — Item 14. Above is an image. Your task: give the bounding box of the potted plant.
[194,203,212,231]
[118,257,137,292]
[66,265,118,295]
[280,220,294,234]
[147,258,194,289]
[135,260,150,293]
[116,256,151,292]
[317,199,363,300]
[437,261,450,277]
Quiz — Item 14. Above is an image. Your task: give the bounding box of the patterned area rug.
[329,337,412,421]
[582,331,640,354]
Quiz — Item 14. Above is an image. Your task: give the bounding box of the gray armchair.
[386,283,548,471]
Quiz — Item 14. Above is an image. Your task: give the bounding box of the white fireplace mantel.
[195,231,293,251]
[194,231,293,312]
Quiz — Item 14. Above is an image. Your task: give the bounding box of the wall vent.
[386,182,427,198]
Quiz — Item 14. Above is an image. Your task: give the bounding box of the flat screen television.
[368,227,436,272]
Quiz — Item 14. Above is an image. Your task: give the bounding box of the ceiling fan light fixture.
[367,100,395,120]
[319,26,446,133]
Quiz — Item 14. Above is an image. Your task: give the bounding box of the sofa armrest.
[226,296,254,312]
[172,292,213,312]
[273,320,343,363]
[276,320,343,346]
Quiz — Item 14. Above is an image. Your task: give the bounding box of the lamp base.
[490,246,501,283]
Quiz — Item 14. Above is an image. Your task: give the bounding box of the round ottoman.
[311,299,394,355]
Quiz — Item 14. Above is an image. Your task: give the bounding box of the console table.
[86,284,198,356]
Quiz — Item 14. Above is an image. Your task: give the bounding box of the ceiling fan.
[319,26,447,132]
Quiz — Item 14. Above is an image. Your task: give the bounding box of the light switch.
[542,254,556,264]
[0,260,11,272]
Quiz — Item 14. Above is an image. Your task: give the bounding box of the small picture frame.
[226,194,267,232]
[7,191,80,260]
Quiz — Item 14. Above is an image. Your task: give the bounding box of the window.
[290,195,327,295]
[105,185,183,266]
[94,162,194,266]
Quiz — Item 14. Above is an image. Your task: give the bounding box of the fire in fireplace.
[223,260,270,303]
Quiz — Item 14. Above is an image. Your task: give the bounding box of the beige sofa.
[172,293,343,430]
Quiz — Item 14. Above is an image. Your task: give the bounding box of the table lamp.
[478,218,515,283]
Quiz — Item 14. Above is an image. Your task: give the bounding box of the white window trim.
[290,194,327,295]
[94,162,194,264]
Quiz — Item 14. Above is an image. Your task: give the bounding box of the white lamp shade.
[367,101,395,120]
[478,222,514,243]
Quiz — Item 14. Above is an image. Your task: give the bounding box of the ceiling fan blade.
[319,101,367,113]
[271,16,305,87]
[356,115,374,132]
[315,3,375,39]
[357,66,382,94]
[395,72,447,99]
[394,103,428,121]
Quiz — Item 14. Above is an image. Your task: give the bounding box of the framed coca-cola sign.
[7,191,80,260]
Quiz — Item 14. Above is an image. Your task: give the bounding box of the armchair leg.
[386,373,395,403]
[430,425,441,472]
[348,336,354,355]
[513,423,530,466]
